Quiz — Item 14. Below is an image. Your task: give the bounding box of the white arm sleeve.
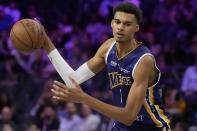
[48,49,95,87]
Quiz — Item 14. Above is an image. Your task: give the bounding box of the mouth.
[116,32,124,38]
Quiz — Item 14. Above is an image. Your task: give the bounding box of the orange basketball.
[10,19,45,53]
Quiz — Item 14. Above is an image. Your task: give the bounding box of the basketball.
[10,19,45,53]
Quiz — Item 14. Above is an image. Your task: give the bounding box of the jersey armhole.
[132,53,161,88]
[105,41,116,64]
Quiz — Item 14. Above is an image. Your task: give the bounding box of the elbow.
[118,107,140,126]
[120,109,136,126]
[122,117,135,126]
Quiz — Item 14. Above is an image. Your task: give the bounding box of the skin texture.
[49,11,157,126]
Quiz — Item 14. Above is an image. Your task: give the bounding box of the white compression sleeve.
[71,63,95,84]
[48,49,95,87]
[48,49,74,87]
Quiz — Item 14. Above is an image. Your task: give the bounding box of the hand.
[33,18,47,36]
[33,18,51,47]
[51,77,87,103]
[34,18,55,53]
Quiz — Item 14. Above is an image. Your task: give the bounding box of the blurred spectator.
[189,40,197,55]
[4,0,21,23]
[81,33,95,58]
[173,121,188,131]
[1,123,14,131]
[27,122,40,131]
[69,44,88,70]
[0,56,18,88]
[27,4,41,22]
[188,125,197,131]
[164,87,186,115]
[57,14,73,35]
[14,52,37,74]
[181,55,197,109]
[0,106,16,130]
[190,0,197,12]
[0,92,12,112]
[58,102,81,131]
[0,5,13,32]
[36,104,59,131]
[85,15,111,43]
[98,0,120,17]
[30,79,54,117]
[156,53,167,69]
[151,0,174,25]
[97,116,114,131]
[0,30,10,56]
[14,49,53,78]
[30,50,54,78]
[76,104,101,131]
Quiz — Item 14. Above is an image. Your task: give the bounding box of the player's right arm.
[43,33,114,86]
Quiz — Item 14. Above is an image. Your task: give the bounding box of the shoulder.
[137,55,155,70]
[133,55,155,76]
[74,115,82,122]
[185,66,196,73]
[133,55,155,82]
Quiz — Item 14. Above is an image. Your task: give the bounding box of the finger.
[52,84,69,94]
[34,18,40,23]
[54,80,68,89]
[68,76,79,87]
[52,96,66,101]
[51,89,65,96]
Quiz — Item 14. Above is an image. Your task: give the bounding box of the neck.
[116,39,137,58]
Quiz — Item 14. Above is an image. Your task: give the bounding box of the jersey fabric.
[105,41,171,131]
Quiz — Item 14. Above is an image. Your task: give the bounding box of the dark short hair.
[113,2,142,24]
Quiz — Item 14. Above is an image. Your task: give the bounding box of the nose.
[117,23,124,31]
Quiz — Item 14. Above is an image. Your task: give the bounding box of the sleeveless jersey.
[105,41,171,131]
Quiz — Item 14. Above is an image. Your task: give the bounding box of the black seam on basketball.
[11,40,33,53]
[11,30,29,53]
[11,28,33,49]
[35,21,40,49]
[20,21,34,48]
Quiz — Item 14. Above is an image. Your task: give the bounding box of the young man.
[43,2,171,131]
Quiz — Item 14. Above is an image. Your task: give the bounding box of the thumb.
[68,76,80,88]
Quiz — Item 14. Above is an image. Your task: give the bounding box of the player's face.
[111,11,139,43]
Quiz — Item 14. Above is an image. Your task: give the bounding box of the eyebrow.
[114,19,133,23]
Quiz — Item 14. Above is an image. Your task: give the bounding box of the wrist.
[43,36,56,54]
[82,93,91,104]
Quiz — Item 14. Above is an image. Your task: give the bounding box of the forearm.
[42,36,95,86]
[83,94,134,126]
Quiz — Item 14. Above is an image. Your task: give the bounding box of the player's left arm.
[51,55,154,126]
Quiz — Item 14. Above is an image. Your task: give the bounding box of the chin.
[116,39,125,43]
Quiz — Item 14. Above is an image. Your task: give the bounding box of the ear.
[111,19,114,28]
[135,24,139,32]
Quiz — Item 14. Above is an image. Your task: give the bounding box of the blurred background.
[0,0,197,131]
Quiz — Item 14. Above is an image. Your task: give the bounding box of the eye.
[125,23,131,26]
[115,20,120,24]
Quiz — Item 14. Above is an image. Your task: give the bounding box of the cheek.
[112,25,116,31]
[112,27,116,35]
[125,29,134,36]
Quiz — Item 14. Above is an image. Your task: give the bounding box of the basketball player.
[43,2,171,131]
